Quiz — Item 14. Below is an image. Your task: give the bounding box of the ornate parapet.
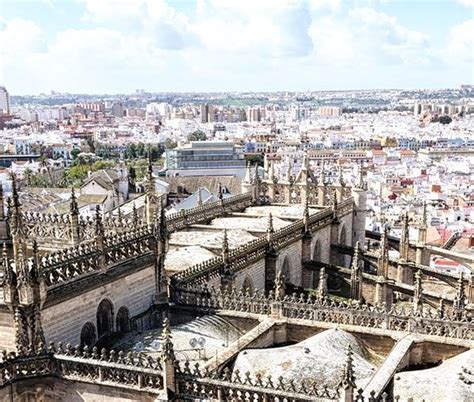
[177,363,340,401]
[172,199,354,287]
[19,211,136,249]
[166,193,253,233]
[0,343,164,394]
[170,285,473,341]
[38,225,155,288]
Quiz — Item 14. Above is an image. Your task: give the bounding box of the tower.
[351,167,367,249]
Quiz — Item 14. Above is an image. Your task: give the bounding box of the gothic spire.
[413,270,423,313]
[337,164,344,186]
[221,229,229,265]
[399,210,410,260]
[159,318,176,362]
[452,271,466,320]
[378,226,389,277]
[319,161,326,186]
[317,267,328,301]
[146,154,155,194]
[70,187,79,215]
[132,202,139,227]
[350,241,363,302]
[274,270,286,300]
[94,205,104,239]
[197,187,203,206]
[340,346,356,390]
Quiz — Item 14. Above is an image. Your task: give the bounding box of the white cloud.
[0,1,469,93]
[191,0,314,58]
[456,0,474,7]
[445,19,474,63]
[0,18,45,54]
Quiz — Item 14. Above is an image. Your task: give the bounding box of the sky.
[0,0,473,95]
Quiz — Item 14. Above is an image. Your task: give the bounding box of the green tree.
[164,139,177,149]
[439,115,452,125]
[70,148,81,160]
[187,130,207,142]
[23,168,33,186]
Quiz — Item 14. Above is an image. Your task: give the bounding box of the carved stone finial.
[317,267,328,301]
[267,213,274,235]
[70,187,79,215]
[159,318,175,362]
[132,203,139,227]
[319,161,326,186]
[413,270,423,313]
[157,204,168,241]
[197,187,203,206]
[438,297,445,319]
[350,241,363,302]
[94,206,104,238]
[452,271,466,320]
[221,229,229,265]
[274,271,286,300]
[340,346,356,390]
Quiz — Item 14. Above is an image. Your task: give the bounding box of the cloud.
[190,0,314,58]
[456,0,474,6]
[0,0,469,93]
[79,0,198,50]
[309,7,430,67]
[445,19,474,63]
[0,18,46,54]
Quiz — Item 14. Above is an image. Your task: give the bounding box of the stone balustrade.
[171,286,473,341]
[173,200,353,286]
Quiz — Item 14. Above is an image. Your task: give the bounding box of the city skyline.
[1,0,473,95]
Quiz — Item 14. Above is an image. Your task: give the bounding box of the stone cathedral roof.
[232,329,378,389]
[394,349,474,401]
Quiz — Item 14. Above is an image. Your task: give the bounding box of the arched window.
[312,240,322,288]
[339,225,347,245]
[280,256,291,284]
[80,322,96,347]
[116,306,130,333]
[97,298,114,338]
[339,225,348,266]
[313,239,321,261]
[241,276,254,294]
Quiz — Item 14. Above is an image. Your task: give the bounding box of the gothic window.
[97,298,114,338]
[80,322,97,347]
[241,276,254,294]
[280,255,291,284]
[116,306,130,333]
[312,240,322,288]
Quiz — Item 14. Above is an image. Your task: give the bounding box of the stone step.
[363,335,415,399]
[203,319,275,371]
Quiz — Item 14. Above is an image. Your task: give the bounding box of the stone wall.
[42,265,156,345]
[0,307,15,351]
[277,241,303,287]
[234,259,266,291]
[310,225,331,264]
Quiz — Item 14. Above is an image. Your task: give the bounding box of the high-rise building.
[200,104,209,123]
[0,87,10,115]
